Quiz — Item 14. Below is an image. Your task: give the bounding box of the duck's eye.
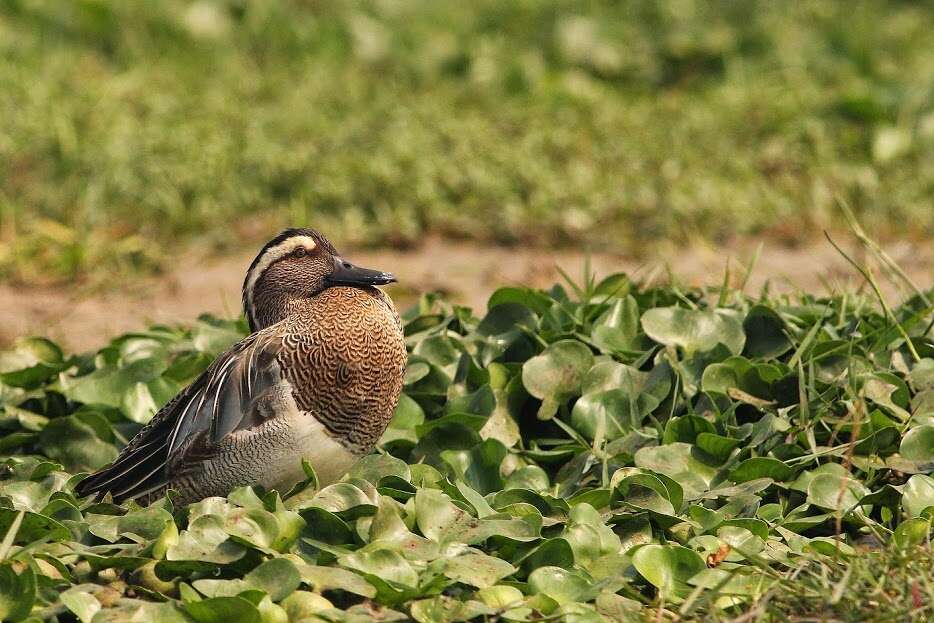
[293,247,307,258]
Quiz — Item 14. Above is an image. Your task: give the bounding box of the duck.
[75,228,407,506]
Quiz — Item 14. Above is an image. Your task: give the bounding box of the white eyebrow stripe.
[244,235,318,312]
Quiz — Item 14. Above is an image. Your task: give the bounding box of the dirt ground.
[2,237,932,352]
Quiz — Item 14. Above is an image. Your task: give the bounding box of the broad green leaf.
[410,596,494,623]
[184,596,261,623]
[0,563,36,622]
[806,474,870,513]
[288,559,376,598]
[591,296,639,353]
[634,443,718,499]
[521,340,594,419]
[743,305,792,359]
[900,425,934,461]
[631,544,705,599]
[903,475,934,518]
[340,546,418,588]
[641,307,745,355]
[527,566,595,605]
[729,457,794,483]
[38,415,118,472]
[243,558,302,602]
[893,518,931,549]
[280,592,334,620]
[443,550,517,588]
[60,586,99,623]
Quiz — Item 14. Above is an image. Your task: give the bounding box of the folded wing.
[74,329,285,503]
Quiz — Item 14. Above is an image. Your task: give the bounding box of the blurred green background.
[1,0,932,284]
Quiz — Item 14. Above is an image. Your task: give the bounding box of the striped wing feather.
[75,329,285,503]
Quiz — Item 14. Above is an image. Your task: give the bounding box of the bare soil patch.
[2,237,931,352]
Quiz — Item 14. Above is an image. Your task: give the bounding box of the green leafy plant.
[0,273,933,621]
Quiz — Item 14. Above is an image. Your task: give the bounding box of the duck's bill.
[325,257,397,287]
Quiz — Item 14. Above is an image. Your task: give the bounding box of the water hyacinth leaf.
[893,518,931,549]
[340,547,419,588]
[863,375,912,421]
[613,516,654,553]
[663,415,716,444]
[476,303,537,364]
[634,443,718,499]
[414,489,476,544]
[0,509,70,544]
[410,596,494,623]
[242,558,302,602]
[487,287,554,316]
[443,550,517,588]
[641,307,745,355]
[280,592,336,620]
[571,389,660,441]
[854,426,899,456]
[806,474,870,513]
[582,360,672,402]
[60,586,99,623]
[58,358,165,410]
[902,475,934,518]
[119,505,176,541]
[521,538,576,572]
[696,433,741,462]
[899,425,934,461]
[631,544,706,599]
[0,563,36,622]
[121,381,160,423]
[909,359,934,392]
[701,361,744,395]
[527,566,595,605]
[404,362,431,386]
[290,560,376,598]
[309,483,376,516]
[347,454,411,485]
[563,504,621,568]
[191,319,243,356]
[476,585,525,609]
[184,596,262,623]
[380,393,426,446]
[445,384,495,417]
[167,514,245,564]
[413,334,461,372]
[522,340,594,420]
[743,305,792,359]
[0,337,65,388]
[441,438,507,494]
[504,466,550,491]
[5,258,934,619]
[613,472,677,516]
[591,296,639,353]
[595,591,643,620]
[38,415,118,472]
[729,457,795,483]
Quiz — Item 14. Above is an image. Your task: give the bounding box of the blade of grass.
[824,231,921,362]
[0,510,24,560]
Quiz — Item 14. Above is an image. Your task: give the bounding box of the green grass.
[0,262,932,621]
[1,0,933,282]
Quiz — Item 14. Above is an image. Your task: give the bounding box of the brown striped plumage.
[75,229,406,506]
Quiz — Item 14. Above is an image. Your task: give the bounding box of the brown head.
[242,228,396,332]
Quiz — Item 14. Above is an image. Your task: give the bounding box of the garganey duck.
[75,228,406,505]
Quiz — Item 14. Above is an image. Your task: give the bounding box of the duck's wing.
[74,328,286,503]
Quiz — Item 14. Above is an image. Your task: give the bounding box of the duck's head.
[242,228,396,332]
